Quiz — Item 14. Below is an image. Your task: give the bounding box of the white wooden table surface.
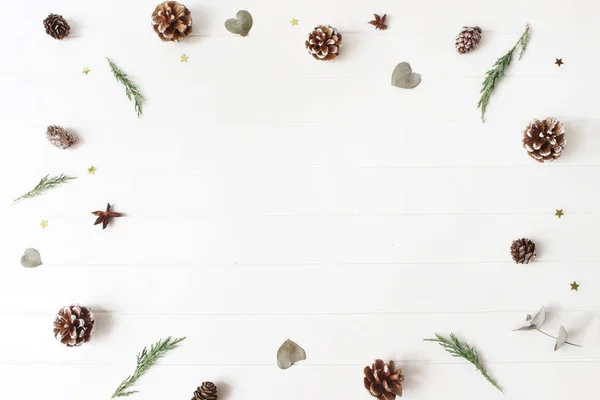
[1,0,599,399]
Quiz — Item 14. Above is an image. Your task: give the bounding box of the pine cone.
[511,238,536,264]
[43,14,70,40]
[305,25,342,61]
[523,117,566,163]
[455,26,482,54]
[364,359,404,400]
[53,305,95,347]
[46,125,79,149]
[192,382,217,400]
[151,1,192,42]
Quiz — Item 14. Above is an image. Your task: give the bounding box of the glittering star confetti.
[82,67,91,74]
[88,166,96,175]
[40,220,48,229]
[290,18,299,26]
[570,281,579,291]
[555,209,564,218]
[180,54,189,62]
[555,58,563,67]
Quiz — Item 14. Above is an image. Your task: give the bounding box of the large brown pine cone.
[511,238,536,264]
[305,25,342,61]
[46,125,79,149]
[455,26,482,54]
[43,14,70,40]
[364,359,404,400]
[192,382,217,400]
[53,305,95,347]
[523,118,566,163]
[151,1,192,42]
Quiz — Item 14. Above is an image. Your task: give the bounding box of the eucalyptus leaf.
[513,325,536,331]
[554,326,568,351]
[20,248,42,268]
[277,339,306,369]
[225,10,253,37]
[530,306,546,328]
[391,62,421,89]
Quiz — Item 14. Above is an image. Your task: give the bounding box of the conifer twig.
[477,24,530,122]
[12,174,77,204]
[111,336,185,398]
[425,333,502,392]
[106,57,145,118]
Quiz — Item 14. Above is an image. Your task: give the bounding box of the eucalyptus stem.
[535,328,581,347]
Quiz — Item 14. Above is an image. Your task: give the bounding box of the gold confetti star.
[88,166,96,175]
[555,209,564,218]
[40,220,48,229]
[180,54,189,62]
[555,58,564,67]
[290,18,299,26]
[82,67,91,74]
[570,281,579,291]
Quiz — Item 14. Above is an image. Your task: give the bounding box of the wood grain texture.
[1,1,598,399]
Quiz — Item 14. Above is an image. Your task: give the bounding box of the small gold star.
[88,166,96,175]
[180,54,189,62]
[40,220,48,229]
[82,67,91,75]
[555,209,564,218]
[555,58,564,67]
[290,18,299,26]
[570,281,579,291]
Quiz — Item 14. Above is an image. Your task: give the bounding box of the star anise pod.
[369,14,387,30]
[92,203,124,229]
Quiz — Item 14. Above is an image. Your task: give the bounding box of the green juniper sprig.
[111,336,185,398]
[478,24,530,122]
[106,57,145,118]
[12,174,77,204]
[425,333,502,392]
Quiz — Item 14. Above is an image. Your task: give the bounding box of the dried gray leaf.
[530,306,546,328]
[513,325,536,331]
[277,339,306,369]
[391,62,421,89]
[225,10,253,37]
[20,248,42,268]
[554,326,568,351]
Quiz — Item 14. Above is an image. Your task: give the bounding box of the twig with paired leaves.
[425,333,502,392]
[513,306,581,350]
[111,336,185,398]
[477,24,530,122]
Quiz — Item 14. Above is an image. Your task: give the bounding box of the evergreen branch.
[106,57,145,118]
[12,174,77,204]
[477,24,530,122]
[425,333,502,392]
[111,336,185,398]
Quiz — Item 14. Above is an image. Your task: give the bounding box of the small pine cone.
[192,382,217,400]
[305,25,342,61]
[151,1,192,42]
[455,26,482,54]
[364,359,404,400]
[523,117,566,163]
[43,14,70,40]
[511,238,536,264]
[46,125,79,149]
[53,305,95,347]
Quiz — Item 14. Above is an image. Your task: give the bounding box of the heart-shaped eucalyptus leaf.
[225,10,253,37]
[20,248,42,268]
[277,339,306,369]
[554,326,568,351]
[391,62,421,89]
[530,306,546,328]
